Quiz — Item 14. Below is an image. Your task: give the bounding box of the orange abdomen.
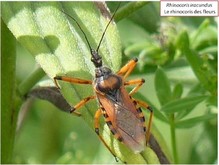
[96,86,146,153]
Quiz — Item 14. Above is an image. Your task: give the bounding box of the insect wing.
[115,103,145,153]
[98,87,146,153]
[115,87,146,153]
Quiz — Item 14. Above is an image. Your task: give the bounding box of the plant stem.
[1,20,18,163]
[170,114,178,163]
[18,67,45,96]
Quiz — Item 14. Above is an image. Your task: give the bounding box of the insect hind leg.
[94,108,118,162]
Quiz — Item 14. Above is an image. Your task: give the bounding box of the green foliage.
[1,19,23,163]
[1,1,217,164]
[155,67,172,105]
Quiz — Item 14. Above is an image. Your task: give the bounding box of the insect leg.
[124,78,145,96]
[94,108,118,161]
[70,95,96,115]
[54,76,94,115]
[54,76,92,89]
[117,58,138,79]
[132,99,153,145]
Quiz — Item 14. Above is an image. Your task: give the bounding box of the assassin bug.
[54,3,153,156]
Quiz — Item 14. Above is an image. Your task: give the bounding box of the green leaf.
[178,31,217,96]
[1,20,21,163]
[2,0,123,161]
[155,67,172,105]
[141,147,160,164]
[115,2,150,22]
[191,19,217,51]
[175,113,217,128]
[172,83,183,100]
[118,20,151,48]
[188,117,217,163]
[175,108,193,121]
[161,95,208,114]
[2,2,122,77]
[127,3,160,33]
[191,19,210,47]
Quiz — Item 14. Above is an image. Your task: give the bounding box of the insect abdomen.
[98,87,146,153]
[102,108,124,142]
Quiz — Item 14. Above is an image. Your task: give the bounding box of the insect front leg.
[124,78,145,96]
[54,76,92,88]
[132,99,153,146]
[94,108,118,161]
[117,58,138,79]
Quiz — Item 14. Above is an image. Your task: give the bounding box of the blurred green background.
[3,1,217,164]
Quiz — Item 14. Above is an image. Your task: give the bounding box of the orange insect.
[54,4,153,157]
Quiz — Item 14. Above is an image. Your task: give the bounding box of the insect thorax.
[94,66,122,95]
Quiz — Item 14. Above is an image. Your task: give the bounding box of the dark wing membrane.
[104,87,146,153]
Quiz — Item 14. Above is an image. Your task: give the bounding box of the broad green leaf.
[161,95,208,114]
[2,2,122,78]
[175,113,217,128]
[155,67,172,106]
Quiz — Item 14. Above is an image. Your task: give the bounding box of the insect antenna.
[96,3,121,53]
[61,10,93,54]
[62,3,121,67]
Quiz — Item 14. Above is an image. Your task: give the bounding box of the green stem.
[1,19,18,163]
[170,114,178,163]
[18,67,45,96]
